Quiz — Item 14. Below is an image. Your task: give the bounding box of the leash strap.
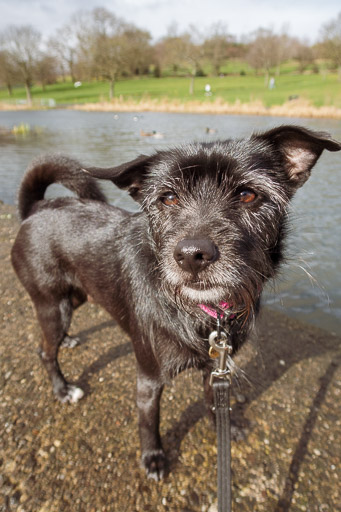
[208,311,234,512]
[213,379,232,512]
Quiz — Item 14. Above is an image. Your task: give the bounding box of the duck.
[140,129,164,139]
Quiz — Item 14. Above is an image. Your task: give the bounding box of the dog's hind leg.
[35,296,84,403]
[60,288,87,348]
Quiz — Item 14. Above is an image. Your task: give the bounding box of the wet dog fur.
[11,125,341,479]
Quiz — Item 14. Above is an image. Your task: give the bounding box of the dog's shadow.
[70,320,133,396]
[73,312,339,510]
[163,310,339,510]
[161,316,340,510]
[72,320,117,346]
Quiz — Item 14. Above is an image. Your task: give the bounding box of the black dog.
[11,125,340,480]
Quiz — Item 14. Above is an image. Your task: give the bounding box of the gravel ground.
[1,202,340,512]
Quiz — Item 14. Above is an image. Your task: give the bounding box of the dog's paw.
[141,450,168,481]
[61,335,80,348]
[56,384,85,404]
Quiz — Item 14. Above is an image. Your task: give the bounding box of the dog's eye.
[161,192,179,207]
[239,189,257,204]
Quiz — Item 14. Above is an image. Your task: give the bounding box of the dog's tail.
[18,154,107,221]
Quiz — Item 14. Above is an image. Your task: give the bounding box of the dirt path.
[1,202,340,512]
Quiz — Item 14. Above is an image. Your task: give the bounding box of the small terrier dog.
[11,125,340,479]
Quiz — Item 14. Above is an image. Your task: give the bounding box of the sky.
[0,0,340,43]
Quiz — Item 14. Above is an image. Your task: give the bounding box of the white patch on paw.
[61,335,80,348]
[68,386,84,403]
[147,469,164,482]
[141,450,166,481]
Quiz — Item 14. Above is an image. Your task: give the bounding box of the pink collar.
[198,301,234,319]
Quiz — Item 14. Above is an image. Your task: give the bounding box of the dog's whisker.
[290,260,330,305]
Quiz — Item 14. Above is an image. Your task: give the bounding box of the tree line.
[0,7,340,105]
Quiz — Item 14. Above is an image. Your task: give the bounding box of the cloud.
[0,0,339,42]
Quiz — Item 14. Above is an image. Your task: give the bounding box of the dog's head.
[86,126,340,317]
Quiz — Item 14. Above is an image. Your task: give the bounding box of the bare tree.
[319,12,341,77]
[155,33,189,75]
[0,50,19,96]
[75,7,128,100]
[246,28,294,85]
[246,29,276,84]
[157,26,204,94]
[0,25,42,105]
[272,33,295,76]
[203,22,234,76]
[48,24,79,83]
[122,25,153,76]
[184,27,205,95]
[292,39,315,73]
[35,55,59,90]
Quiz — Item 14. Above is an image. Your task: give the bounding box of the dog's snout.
[173,238,218,274]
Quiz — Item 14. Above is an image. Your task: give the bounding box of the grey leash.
[213,379,232,511]
[209,313,233,512]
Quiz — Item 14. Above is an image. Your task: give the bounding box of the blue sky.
[0,0,340,43]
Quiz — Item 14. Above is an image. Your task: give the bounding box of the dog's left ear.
[83,154,153,200]
[255,125,341,188]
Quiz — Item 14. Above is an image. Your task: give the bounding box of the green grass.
[1,70,340,109]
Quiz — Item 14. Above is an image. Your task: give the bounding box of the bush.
[196,68,206,77]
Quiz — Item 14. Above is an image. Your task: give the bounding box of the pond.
[0,109,340,334]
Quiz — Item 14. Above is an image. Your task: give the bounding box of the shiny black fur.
[11,125,340,479]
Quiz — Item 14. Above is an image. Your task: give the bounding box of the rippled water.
[0,110,340,334]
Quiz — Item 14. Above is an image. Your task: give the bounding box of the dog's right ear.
[83,154,152,201]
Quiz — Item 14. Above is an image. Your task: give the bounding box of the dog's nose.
[173,238,218,274]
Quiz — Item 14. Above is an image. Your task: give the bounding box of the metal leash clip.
[208,317,233,386]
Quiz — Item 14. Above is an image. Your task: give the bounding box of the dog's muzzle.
[173,238,218,275]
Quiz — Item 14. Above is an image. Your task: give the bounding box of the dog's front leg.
[136,367,166,480]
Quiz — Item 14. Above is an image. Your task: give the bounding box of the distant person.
[205,84,212,96]
[269,77,275,90]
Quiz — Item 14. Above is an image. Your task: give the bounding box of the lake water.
[0,109,340,334]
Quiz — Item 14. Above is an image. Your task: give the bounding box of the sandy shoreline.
[1,97,341,119]
[1,202,340,511]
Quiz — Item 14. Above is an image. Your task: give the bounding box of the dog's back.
[12,156,134,319]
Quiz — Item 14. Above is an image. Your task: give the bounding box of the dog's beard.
[162,266,260,322]
[179,283,226,304]
[156,232,273,323]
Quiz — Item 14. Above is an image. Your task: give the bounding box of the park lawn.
[101,74,341,108]
[0,73,340,109]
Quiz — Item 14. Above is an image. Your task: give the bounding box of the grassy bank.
[1,72,341,118]
[71,97,341,119]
